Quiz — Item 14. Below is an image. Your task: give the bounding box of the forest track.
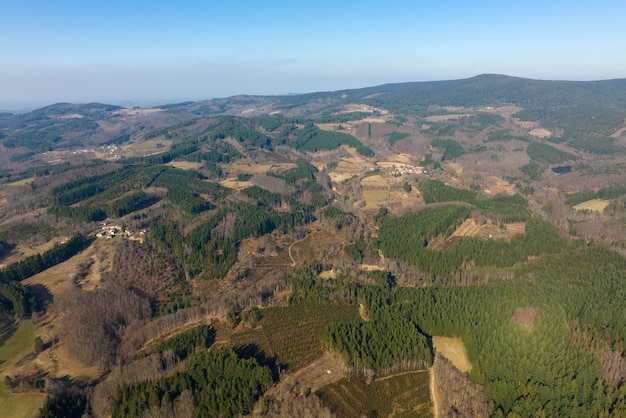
[430,366,440,418]
[288,236,308,266]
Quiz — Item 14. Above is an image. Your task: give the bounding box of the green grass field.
[230,303,360,372]
[0,321,45,418]
[318,370,433,418]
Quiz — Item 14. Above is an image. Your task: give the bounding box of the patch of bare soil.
[511,307,540,331]
[35,340,100,380]
[273,352,346,396]
[483,176,516,196]
[432,336,472,373]
[358,303,369,321]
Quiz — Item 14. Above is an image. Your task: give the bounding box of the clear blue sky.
[1,0,626,108]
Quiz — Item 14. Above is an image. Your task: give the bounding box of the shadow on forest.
[234,343,282,382]
[25,283,53,309]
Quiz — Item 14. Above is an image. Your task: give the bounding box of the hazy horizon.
[2,1,626,111]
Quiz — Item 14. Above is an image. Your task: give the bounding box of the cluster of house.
[390,165,425,176]
[95,223,145,240]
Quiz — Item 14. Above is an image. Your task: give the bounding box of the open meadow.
[573,198,610,212]
[0,322,45,418]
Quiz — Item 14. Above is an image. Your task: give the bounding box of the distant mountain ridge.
[2,74,626,151]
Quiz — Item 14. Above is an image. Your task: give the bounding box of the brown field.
[222,163,272,174]
[432,336,472,373]
[342,103,388,115]
[1,237,69,267]
[376,161,421,172]
[168,161,203,170]
[361,189,389,208]
[388,190,422,207]
[360,263,383,271]
[5,178,34,187]
[219,178,252,190]
[529,128,552,138]
[328,160,364,183]
[360,175,387,188]
[386,153,414,164]
[271,162,297,171]
[34,339,100,381]
[273,352,346,395]
[573,199,610,212]
[0,321,46,418]
[114,108,163,117]
[361,117,387,123]
[444,162,463,175]
[319,270,337,279]
[123,139,173,157]
[511,307,540,331]
[483,176,517,196]
[316,123,355,132]
[289,228,345,266]
[453,219,526,240]
[424,114,472,122]
[451,218,481,238]
[430,219,526,251]
[22,243,93,298]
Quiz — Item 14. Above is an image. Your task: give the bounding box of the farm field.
[432,336,472,373]
[1,236,69,267]
[167,160,203,170]
[361,189,389,208]
[5,178,34,187]
[430,219,526,250]
[222,163,273,174]
[360,174,387,188]
[219,178,252,190]
[288,229,344,267]
[318,370,433,418]
[0,322,45,418]
[328,160,364,183]
[573,198,610,212]
[122,139,172,157]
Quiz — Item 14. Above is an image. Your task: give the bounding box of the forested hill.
[4,74,626,152]
[272,74,626,138]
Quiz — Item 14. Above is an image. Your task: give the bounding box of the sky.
[1,0,626,109]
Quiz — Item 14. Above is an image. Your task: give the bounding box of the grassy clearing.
[360,175,387,188]
[1,237,69,266]
[219,178,252,190]
[123,139,172,157]
[328,160,363,183]
[222,163,272,174]
[318,370,432,418]
[229,303,359,372]
[573,198,610,212]
[289,229,344,266]
[22,243,93,298]
[432,336,472,373]
[316,123,349,132]
[0,321,45,418]
[168,161,203,170]
[5,178,34,187]
[319,270,336,279]
[362,189,389,208]
[430,219,526,251]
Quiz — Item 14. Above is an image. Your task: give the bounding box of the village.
[95,222,145,241]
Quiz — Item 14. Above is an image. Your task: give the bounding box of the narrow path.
[288,236,308,267]
[430,366,440,418]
